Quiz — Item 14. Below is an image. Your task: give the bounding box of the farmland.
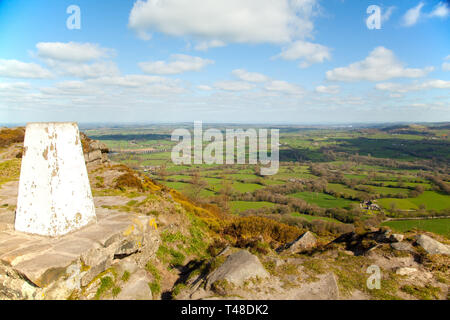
[382,218,450,238]
[84,123,450,237]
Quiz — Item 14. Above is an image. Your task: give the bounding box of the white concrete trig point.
[15,122,96,237]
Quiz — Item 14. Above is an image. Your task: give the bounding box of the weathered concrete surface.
[15,122,96,237]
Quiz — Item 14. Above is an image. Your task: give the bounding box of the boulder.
[206,250,269,288]
[283,231,317,253]
[389,234,404,243]
[415,234,450,255]
[374,230,391,243]
[391,242,413,252]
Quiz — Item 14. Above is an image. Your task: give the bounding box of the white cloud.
[382,6,396,23]
[139,54,213,75]
[36,42,113,62]
[429,1,450,18]
[0,82,31,91]
[402,2,425,26]
[326,47,433,82]
[44,60,120,79]
[276,40,331,68]
[40,81,97,96]
[194,40,226,51]
[443,55,450,71]
[0,59,53,79]
[35,42,119,79]
[88,74,179,88]
[197,85,213,91]
[232,69,269,83]
[264,80,304,95]
[214,81,255,91]
[376,80,450,93]
[128,0,318,46]
[315,85,339,94]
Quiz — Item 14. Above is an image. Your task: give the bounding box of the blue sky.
[0,0,449,124]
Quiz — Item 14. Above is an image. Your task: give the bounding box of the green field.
[89,123,450,233]
[291,212,342,224]
[230,201,275,213]
[290,191,355,209]
[379,191,450,212]
[382,219,450,238]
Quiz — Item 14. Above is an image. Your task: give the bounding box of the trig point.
[15,122,96,237]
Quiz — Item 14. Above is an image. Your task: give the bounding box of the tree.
[218,178,234,212]
[156,162,168,181]
[188,170,208,201]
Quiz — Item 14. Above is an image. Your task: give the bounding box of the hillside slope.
[0,128,448,300]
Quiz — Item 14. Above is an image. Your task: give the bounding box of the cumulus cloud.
[88,74,180,88]
[35,42,119,79]
[194,40,226,51]
[232,69,269,83]
[36,42,113,62]
[376,80,450,93]
[442,55,450,71]
[315,85,339,94]
[276,40,331,68]
[326,47,433,82]
[0,82,31,91]
[382,6,396,23]
[128,0,318,47]
[0,59,53,79]
[44,60,119,79]
[264,80,304,95]
[197,85,213,91]
[429,1,450,18]
[139,54,213,75]
[402,2,425,26]
[214,81,256,91]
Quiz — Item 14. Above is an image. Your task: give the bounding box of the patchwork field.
[84,123,450,233]
[382,218,450,238]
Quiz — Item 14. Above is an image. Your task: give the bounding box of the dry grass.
[114,172,144,191]
[0,128,24,148]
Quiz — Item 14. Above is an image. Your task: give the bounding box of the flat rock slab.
[115,270,153,300]
[0,197,154,289]
[289,273,340,300]
[13,252,77,287]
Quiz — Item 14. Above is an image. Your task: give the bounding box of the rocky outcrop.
[391,242,413,252]
[374,229,404,243]
[415,234,450,255]
[281,231,317,253]
[80,133,109,165]
[390,234,404,242]
[206,250,269,288]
